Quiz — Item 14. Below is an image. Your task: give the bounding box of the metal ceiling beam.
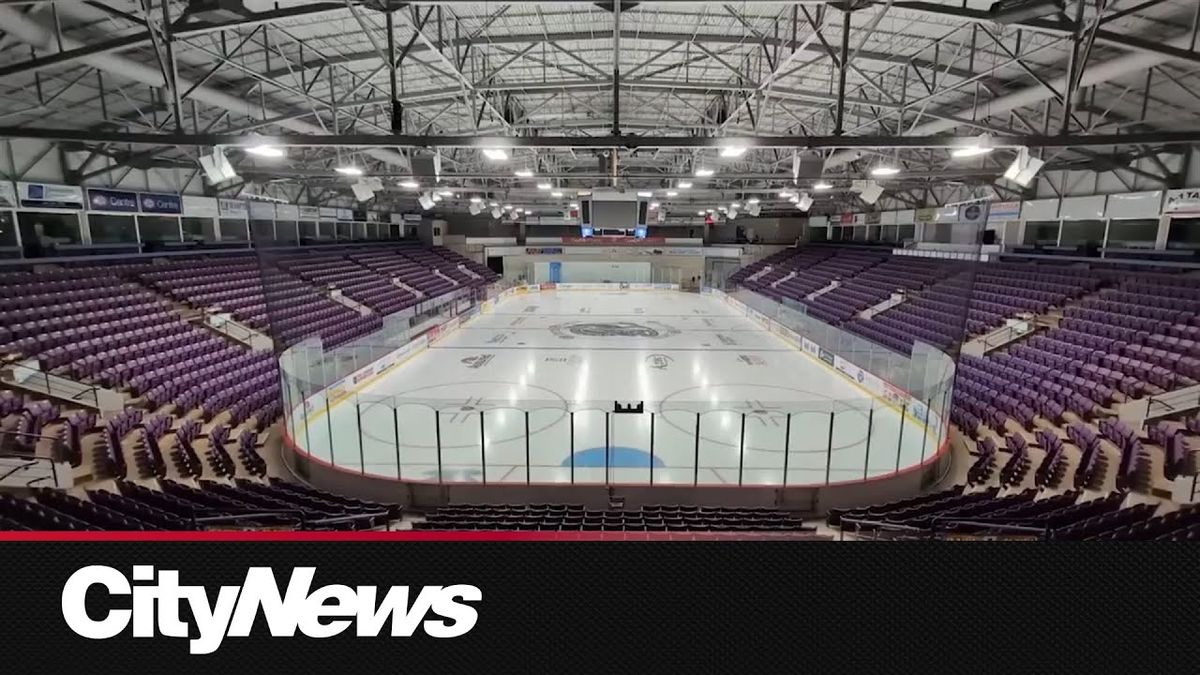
[5,126,1199,149]
[0,2,353,80]
[254,30,976,83]
[889,1,1200,67]
[8,1,1196,87]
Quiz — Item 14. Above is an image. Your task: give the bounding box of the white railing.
[204,311,274,350]
[0,359,125,417]
[1118,383,1200,429]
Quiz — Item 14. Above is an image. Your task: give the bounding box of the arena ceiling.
[0,0,1198,214]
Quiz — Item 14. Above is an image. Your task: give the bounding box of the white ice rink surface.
[292,289,937,486]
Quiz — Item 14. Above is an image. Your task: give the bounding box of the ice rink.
[292,289,939,485]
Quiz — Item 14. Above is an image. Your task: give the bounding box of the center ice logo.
[549,321,680,340]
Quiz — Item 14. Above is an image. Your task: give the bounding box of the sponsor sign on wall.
[958,202,987,225]
[87,188,139,212]
[139,192,182,214]
[18,182,84,209]
[218,199,248,218]
[181,195,220,218]
[987,201,1021,222]
[1164,188,1200,215]
[818,347,835,366]
[299,206,320,221]
[248,201,276,219]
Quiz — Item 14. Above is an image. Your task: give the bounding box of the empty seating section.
[829,486,1200,541]
[0,242,494,490]
[417,503,815,532]
[731,245,1200,536]
[0,479,400,531]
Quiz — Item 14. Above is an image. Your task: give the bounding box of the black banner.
[1,538,1196,673]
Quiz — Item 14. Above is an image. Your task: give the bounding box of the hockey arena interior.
[1,0,1200,540]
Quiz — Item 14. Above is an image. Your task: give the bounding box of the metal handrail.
[307,510,390,528]
[0,431,62,486]
[1,362,107,406]
[837,515,1053,540]
[929,517,1052,540]
[191,509,307,530]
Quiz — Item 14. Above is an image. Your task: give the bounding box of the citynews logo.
[61,565,481,654]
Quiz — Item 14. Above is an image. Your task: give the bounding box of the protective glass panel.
[739,408,789,486]
[653,409,698,485]
[608,409,653,484]
[529,407,572,483]
[483,407,526,484]
[696,409,741,486]
[437,409,484,483]
[785,411,832,486]
[569,408,608,484]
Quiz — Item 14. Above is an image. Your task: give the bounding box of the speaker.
[418,192,435,211]
[350,182,375,202]
[982,229,997,245]
[199,149,237,184]
[410,151,438,183]
[580,199,592,225]
[793,151,824,180]
[636,200,649,227]
[858,181,884,205]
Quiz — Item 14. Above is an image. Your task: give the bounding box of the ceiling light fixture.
[951,145,994,158]
[694,168,714,177]
[335,166,363,176]
[637,191,653,198]
[720,143,747,158]
[813,181,833,190]
[246,144,284,158]
[747,197,760,204]
[569,202,578,208]
[649,202,659,209]
[870,165,900,177]
[482,148,509,161]
[438,189,454,197]
[551,191,563,197]
[697,210,706,216]
[469,196,482,203]
[514,168,534,177]
[779,190,794,199]
[537,181,552,190]
[677,181,693,189]
[399,179,419,189]
[666,190,678,197]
